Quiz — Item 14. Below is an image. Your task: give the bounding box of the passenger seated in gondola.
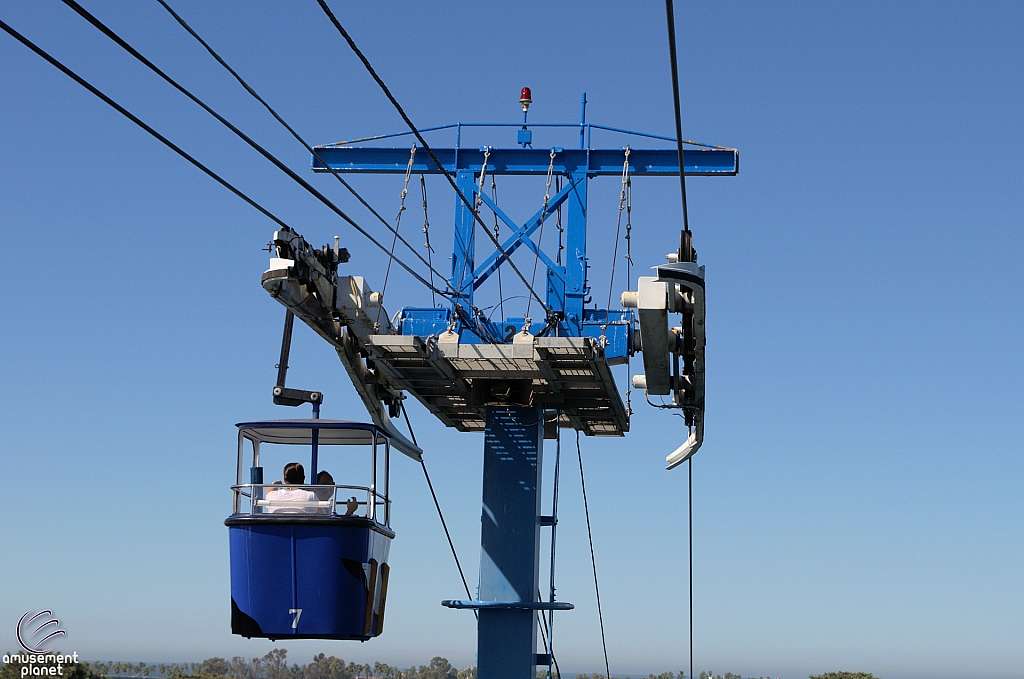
[266,462,316,513]
[315,470,359,516]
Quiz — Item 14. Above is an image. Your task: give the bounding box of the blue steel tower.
[262,96,738,679]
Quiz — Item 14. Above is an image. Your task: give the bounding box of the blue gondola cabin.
[226,420,393,640]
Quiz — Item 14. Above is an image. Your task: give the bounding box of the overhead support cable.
[420,175,437,307]
[400,404,477,621]
[490,176,505,322]
[375,146,417,330]
[450,147,491,316]
[419,459,476,618]
[576,432,611,679]
[524,149,557,329]
[153,0,455,296]
[315,0,550,316]
[601,148,631,343]
[544,421,564,679]
[59,0,447,298]
[665,0,692,245]
[667,5,696,676]
[535,603,562,679]
[624,176,633,419]
[0,18,290,232]
[689,457,694,679]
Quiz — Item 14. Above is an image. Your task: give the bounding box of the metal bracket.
[272,309,322,412]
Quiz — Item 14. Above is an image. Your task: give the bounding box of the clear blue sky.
[2,2,1022,678]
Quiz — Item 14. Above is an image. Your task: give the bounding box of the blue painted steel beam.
[328,121,727,148]
[312,146,738,176]
[477,407,544,679]
[451,170,477,313]
[563,171,588,334]
[471,186,575,291]
[396,309,633,357]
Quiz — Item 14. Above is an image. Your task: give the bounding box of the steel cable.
[576,431,611,679]
[601,148,631,343]
[689,456,694,679]
[535,602,562,679]
[449,147,491,322]
[420,175,437,307]
[624,176,633,419]
[0,18,291,233]
[665,0,690,235]
[374,146,416,330]
[524,149,557,328]
[60,0,447,298]
[315,0,550,315]
[491,176,505,323]
[666,6,696,677]
[544,421,564,679]
[400,404,477,621]
[154,0,456,298]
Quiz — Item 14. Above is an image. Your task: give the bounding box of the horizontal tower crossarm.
[312,146,738,176]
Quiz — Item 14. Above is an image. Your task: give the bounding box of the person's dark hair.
[316,470,334,485]
[283,462,305,484]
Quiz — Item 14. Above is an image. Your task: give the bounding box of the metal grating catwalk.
[365,334,628,436]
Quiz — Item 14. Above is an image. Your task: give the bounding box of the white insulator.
[665,252,679,263]
[368,291,384,307]
[632,374,648,389]
[620,290,639,308]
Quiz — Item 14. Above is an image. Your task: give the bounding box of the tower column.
[477,406,544,679]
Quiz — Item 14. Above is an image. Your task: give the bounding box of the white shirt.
[265,487,318,513]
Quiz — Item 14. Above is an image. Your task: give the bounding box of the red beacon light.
[519,87,532,112]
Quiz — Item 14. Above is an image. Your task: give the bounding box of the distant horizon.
[3,654,790,679]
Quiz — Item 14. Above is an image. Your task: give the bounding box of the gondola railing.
[231,484,390,523]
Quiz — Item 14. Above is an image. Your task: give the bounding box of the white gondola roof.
[236,419,387,445]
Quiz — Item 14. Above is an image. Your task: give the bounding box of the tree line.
[1,652,461,679]
[2,650,877,679]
